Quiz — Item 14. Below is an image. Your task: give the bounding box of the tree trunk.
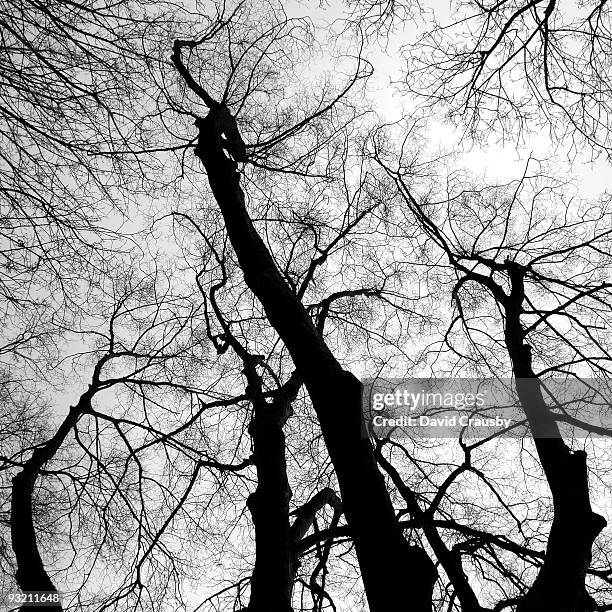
[11,389,95,611]
[12,465,62,611]
[246,378,295,612]
[195,106,436,611]
[505,265,605,612]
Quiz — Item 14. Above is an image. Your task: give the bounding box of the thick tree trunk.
[196,107,436,611]
[246,379,295,612]
[12,465,62,611]
[10,400,89,611]
[11,387,97,611]
[504,266,605,612]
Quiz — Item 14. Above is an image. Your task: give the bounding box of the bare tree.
[373,134,612,610]
[4,0,612,611]
[401,1,612,155]
[166,1,445,607]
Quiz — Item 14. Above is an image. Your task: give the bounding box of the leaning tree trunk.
[11,392,93,611]
[194,105,436,612]
[12,465,62,611]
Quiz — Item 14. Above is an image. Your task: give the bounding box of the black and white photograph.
[1,1,612,610]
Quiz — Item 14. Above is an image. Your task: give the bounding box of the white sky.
[295,0,612,198]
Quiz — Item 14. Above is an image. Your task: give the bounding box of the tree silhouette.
[3,1,612,611]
